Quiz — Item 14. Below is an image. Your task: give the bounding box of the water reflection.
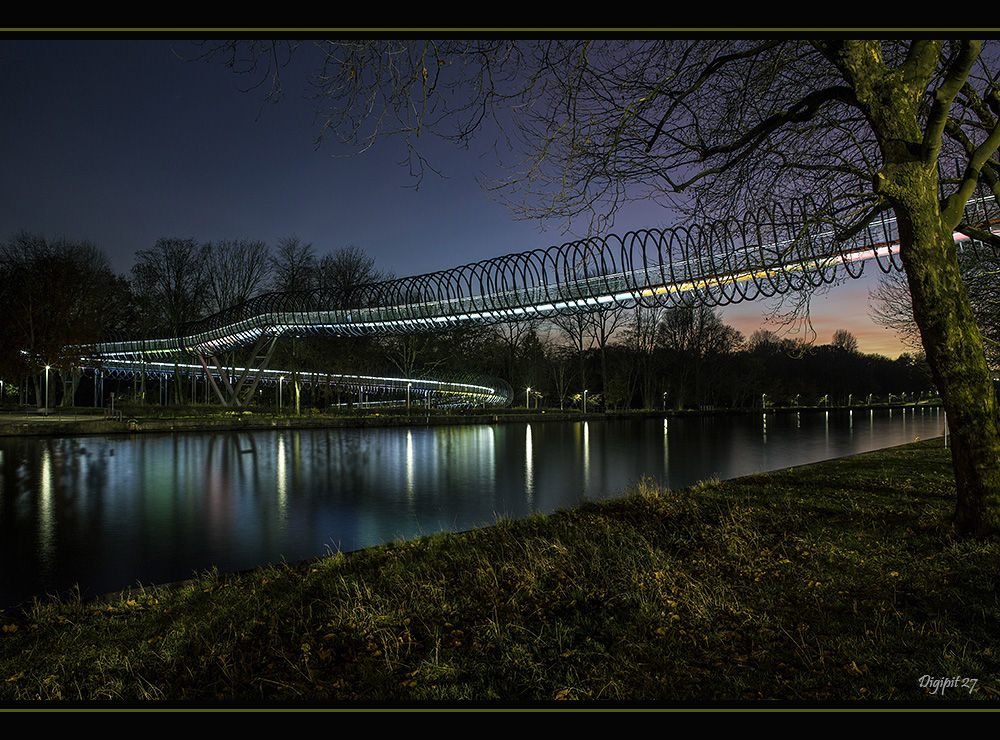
[524,424,534,503]
[0,409,947,607]
[38,445,54,576]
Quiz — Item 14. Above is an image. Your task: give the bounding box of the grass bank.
[1,439,997,707]
[0,404,605,437]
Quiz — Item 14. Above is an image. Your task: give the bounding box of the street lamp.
[44,365,50,414]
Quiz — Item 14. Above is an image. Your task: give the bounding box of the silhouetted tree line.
[1,233,937,410]
[469,307,935,413]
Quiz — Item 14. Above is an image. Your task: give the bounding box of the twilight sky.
[0,37,911,357]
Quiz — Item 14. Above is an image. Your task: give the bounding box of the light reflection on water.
[0,408,946,607]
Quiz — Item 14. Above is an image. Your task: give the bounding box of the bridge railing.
[81,193,997,362]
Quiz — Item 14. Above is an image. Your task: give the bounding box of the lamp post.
[44,365,50,414]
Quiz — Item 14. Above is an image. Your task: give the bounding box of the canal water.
[0,408,947,608]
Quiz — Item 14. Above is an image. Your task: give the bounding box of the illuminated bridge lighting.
[81,358,514,408]
[75,193,997,408]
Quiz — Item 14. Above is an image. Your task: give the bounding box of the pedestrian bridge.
[80,194,998,407]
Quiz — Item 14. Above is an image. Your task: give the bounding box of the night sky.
[0,37,910,357]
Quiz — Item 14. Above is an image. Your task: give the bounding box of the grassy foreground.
[1,439,998,707]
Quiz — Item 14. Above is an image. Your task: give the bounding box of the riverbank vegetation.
[1,439,996,705]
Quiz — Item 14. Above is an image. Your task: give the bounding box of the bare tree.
[831,329,860,354]
[204,238,272,313]
[869,270,925,353]
[549,312,594,400]
[131,237,212,404]
[316,245,391,379]
[586,303,629,402]
[871,247,1000,365]
[131,237,208,327]
[546,342,575,410]
[317,244,390,307]
[659,305,743,409]
[622,304,667,409]
[269,235,318,293]
[198,39,1000,535]
[267,236,318,412]
[382,332,455,382]
[489,318,542,388]
[0,233,127,405]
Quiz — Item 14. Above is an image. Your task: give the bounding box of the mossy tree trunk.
[898,184,1000,535]
[825,39,1000,535]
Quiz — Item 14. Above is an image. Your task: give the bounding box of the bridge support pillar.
[194,334,279,407]
[196,353,239,406]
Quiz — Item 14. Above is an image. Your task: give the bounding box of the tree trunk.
[899,201,1000,536]
[172,364,186,405]
[821,38,1000,536]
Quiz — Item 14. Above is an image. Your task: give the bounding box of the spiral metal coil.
[86,193,997,362]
